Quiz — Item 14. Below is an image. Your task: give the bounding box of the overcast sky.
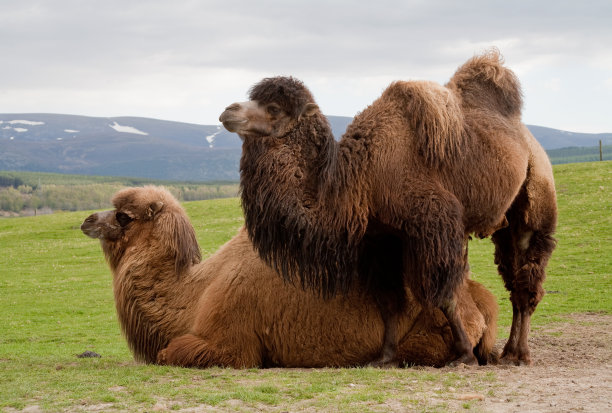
[1,0,611,133]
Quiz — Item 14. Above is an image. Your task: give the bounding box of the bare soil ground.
[442,312,612,412]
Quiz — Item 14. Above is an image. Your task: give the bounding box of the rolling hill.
[1,113,610,181]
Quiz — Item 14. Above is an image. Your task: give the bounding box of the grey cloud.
[3,0,611,76]
[1,0,611,131]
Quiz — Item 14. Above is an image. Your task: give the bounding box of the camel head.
[81,188,165,242]
[219,76,320,139]
[81,186,201,273]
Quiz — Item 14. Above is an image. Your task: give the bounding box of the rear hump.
[447,49,523,118]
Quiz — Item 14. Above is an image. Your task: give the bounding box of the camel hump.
[384,80,466,166]
[448,48,523,118]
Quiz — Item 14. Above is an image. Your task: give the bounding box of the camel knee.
[403,232,467,308]
[518,230,533,251]
[510,271,544,314]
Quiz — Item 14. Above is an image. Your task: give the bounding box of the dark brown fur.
[81,186,499,367]
[220,50,557,365]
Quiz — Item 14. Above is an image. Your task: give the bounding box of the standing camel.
[220,50,557,366]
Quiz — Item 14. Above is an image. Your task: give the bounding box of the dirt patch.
[163,313,612,412]
[443,312,612,412]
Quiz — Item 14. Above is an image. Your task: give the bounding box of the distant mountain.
[0,114,241,181]
[526,125,612,150]
[1,113,610,181]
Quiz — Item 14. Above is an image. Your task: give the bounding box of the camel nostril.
[225,103,241,111]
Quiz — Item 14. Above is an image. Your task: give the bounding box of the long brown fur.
[81,186,499,367]
[220,49,557,365]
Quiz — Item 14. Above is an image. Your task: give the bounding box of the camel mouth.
[219,106,249,133]
[219,118,247,133]
[81,224,101,239]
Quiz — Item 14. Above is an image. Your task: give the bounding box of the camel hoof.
[447,353,478,367]
[368,358,400,369]
[499,353,532,366]
[487,350,500,365]
[368,355,399,369]
[156,348,168,365]
[517,358,532,366]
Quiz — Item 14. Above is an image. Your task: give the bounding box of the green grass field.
[0,161,610,412]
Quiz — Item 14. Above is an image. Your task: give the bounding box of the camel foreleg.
[368,311,401,368]
[440,298,478,366]
[399,188,477,366]
[157,333,261,368]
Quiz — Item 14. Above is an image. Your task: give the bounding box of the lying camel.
[81,186,498,367]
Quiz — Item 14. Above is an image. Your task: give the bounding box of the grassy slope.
[0,161,610,411]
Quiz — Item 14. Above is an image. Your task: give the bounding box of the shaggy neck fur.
[103,217,203,364]
[240,113,371,296]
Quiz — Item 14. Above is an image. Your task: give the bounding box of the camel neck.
[112,251,200,363]
[239,115,369,297]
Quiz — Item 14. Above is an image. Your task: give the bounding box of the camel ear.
[147,201,164,218]
[300,103,319,118]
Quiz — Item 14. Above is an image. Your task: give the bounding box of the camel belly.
[449,145,528,236]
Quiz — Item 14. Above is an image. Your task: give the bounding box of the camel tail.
[448,48,523,118]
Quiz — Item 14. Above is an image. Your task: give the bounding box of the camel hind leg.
[492,178,557,366]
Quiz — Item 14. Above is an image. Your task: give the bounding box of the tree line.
[0,171,238,215]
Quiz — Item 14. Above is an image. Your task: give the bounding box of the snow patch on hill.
[205,126,222,148]
[109,121,149,135]
[1,120,45,126]
[1,120,45,134]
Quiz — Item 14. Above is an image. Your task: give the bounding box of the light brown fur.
[81,186,498,367]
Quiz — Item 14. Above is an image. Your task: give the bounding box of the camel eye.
[266,104,281,116]
[116,212,133,227]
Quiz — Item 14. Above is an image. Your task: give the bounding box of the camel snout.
[81,210,115,239]
[81,218,95,238]
[81,213,100,236]
[219,105,248,132]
